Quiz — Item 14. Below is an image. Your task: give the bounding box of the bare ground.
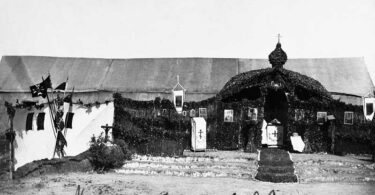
[1,173,375,195]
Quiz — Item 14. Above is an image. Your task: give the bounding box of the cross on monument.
[199,129,203,139]
[276,33,282,43]
[271,131,278,139]
[101,124,113,143]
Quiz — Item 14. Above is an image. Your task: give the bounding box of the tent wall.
[13,102,113,169]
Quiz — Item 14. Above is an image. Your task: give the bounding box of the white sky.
[0,0,374,83]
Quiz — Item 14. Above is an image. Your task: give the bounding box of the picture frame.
[316,111,327,124]
[162,109,168,116]
[182,110,187,117]
[199,108,207,118]
[295,109,305,121]
[344,111,353,125]
[175,95,182,107]
[248,107,258,121]
[366,102,374,116]
[190,109,196,117]
[224,109,234,122]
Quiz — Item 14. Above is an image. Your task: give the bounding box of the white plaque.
[191,117,206,151]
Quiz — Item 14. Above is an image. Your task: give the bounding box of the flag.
[29,76,52,98]
[63,94,72,103]
[54,82,66,92]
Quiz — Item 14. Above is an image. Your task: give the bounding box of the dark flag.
[54,82,66,92]
[63,94,72,103]
[29,76,52,98]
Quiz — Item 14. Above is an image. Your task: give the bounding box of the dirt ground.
[1,151,375,195]
[1,173,374,195]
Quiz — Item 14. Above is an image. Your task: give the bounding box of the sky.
[0,0,374,83]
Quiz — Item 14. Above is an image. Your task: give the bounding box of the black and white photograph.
[0,0,375,194]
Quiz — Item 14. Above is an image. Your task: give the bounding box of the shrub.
[88,133,131,171]
[113,139,132,160]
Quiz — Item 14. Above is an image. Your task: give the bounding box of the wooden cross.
[101,124,113,142]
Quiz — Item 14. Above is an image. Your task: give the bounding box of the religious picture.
[295,109,305,121]
[175,95,182,107]
[199,108,207,118]
[248,107,258,121]
[344,111,354,125]
[162,109,168,116]
[182,111,187,116]
[190,109,196,117]
[224,109,234,122]
[316,111,327,124]
[366,103,374,116]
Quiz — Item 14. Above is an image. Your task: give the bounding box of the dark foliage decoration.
[217,67,332,103]
[113,81,374,155]
[88,133,131,171]
[268,42,288,68]
[113,93,190,156]
[113,93,263,153]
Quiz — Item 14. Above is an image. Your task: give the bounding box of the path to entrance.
[256,148,298,182]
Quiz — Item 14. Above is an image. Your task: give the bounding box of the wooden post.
[9,131,14,180]
[5,102,15,180]
[238,106,243,150]
[331,122,335,154]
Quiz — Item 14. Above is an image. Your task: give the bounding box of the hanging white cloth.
[172,90,184,114]
[261,119,268,145]
[363,97,375,121]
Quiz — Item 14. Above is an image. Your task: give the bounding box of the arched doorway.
[263,88,289,146]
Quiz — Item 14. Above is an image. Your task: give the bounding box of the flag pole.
[48,74,58,118]
[42,76,57,137]
[63,77,69,100]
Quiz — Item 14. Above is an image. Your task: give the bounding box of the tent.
[12,102,113,169]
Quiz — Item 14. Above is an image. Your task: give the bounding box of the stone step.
[131,155,251,164]
[255,172,298,183]
[258,160,293,167]
[116,167,253,179]
[257,165,295,174]
[255,149,298,183]
[259,149,290,159]
[115,154,258,179]
[123,161,255,171]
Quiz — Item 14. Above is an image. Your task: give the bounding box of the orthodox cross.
[199,129,203,139]
[271,131,278,138]
[277,33,282,43]
[101,124,113,142]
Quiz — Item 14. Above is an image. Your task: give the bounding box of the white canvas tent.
[12,102,113,169]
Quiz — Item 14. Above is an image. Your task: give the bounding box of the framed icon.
[190,109,196,117]
[317,111,327,124]
[224,109,234,122]
[344,111,353,125]
[248,107,258,121]
[199,108,207,118]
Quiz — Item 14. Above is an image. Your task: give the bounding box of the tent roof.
[0,56,373,97]
[239,58,374,97]
[0,56,238,94]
